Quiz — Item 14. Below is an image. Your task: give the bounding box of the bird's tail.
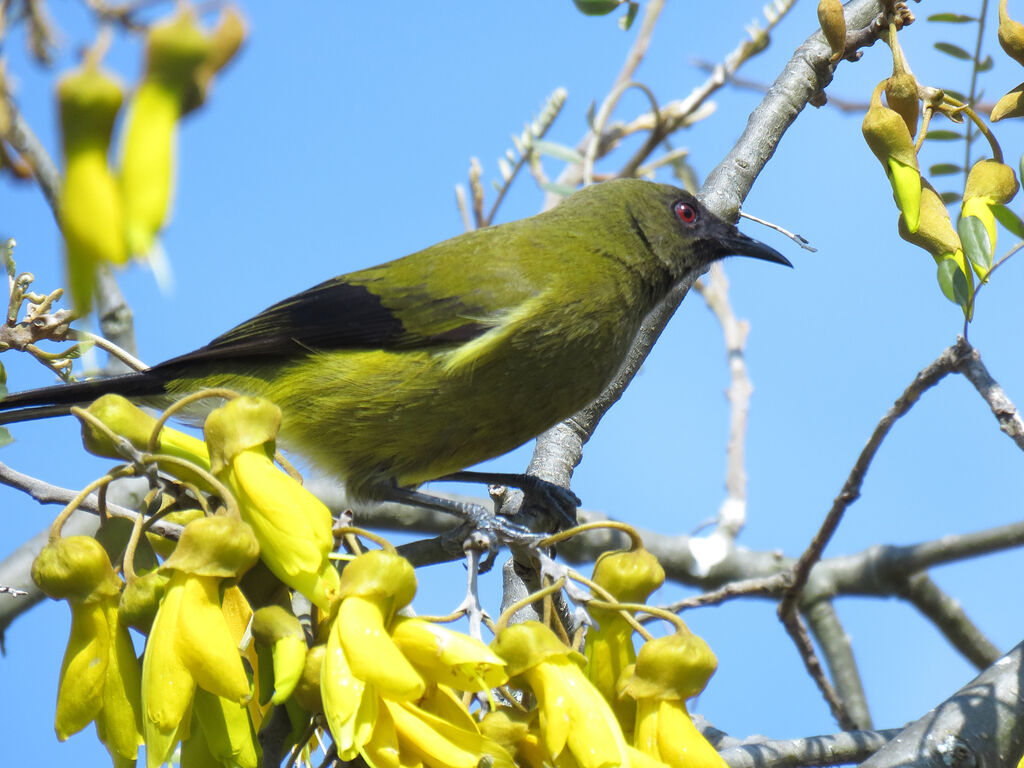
[0,370,170,425]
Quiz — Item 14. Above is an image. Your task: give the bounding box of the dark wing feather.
[158,276,493,367]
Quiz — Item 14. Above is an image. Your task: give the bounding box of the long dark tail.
[0,369,171,425]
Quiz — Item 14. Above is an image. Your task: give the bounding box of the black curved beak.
[723,230,792,267]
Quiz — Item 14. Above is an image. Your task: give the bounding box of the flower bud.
[817,0,846,61]
[161,514,260,579]
[205,396,281,474]
[885,73,920,137]
[184,6,247,114]
[338,550,417,614]
[118,569,170,633]
[999,0,1024,67]
[292,643,325,713]
[253,605,307,704]
[619,631,717,702]
[592,547,664,603]
[32,536,122,603]
[990,82,1024,121]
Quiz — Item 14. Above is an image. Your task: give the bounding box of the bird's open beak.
[723,231,792,267]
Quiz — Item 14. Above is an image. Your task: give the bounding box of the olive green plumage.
[0,179,788,499]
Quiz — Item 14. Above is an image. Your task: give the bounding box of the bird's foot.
[440,471,580,529]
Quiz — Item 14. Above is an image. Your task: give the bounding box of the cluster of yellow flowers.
[57,4,244,312]
[32,391,727,768]
[851,2,1024,319]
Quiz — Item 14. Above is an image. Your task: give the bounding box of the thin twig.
[694,263,751,540]
[803,599,872,729]
[778,343,961,620]
[781,608,856,729]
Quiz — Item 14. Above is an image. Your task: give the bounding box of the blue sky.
[3,1,1024,763]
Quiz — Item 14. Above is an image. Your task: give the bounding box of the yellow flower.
[898,184,974,315]
[205,397,340,610]
[385,698,514,768]
[321,550,512,767]
[391,616,508,692]
[56,59,127,313]
[961,159,1020,277]
[990,81,1024,121]
[252,605,308,705]
[77,394,213,493]
[322,551,423,759]
[186,688,259,768]
[620,630,725,768]
[584,548,664,729]
[32,536,144,765]
[999,0,1024,67]
[492,621,630,768]
[863,81,922,232]
[142,515,259,767]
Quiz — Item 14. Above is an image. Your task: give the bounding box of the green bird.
[0,179,788,517]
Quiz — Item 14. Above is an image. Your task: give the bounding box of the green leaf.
[959,213,993,274]
[930,163,962,176]
[0,426,12,449]
[934,42,972,60]
[618,1,639,30]
[573,0,621,16]
[944,88,968,103]
[927,13,976,22]
[940,191,963,204]
[532,139,584,164]
[976,55,994,72]
[936,258,973,313]
[925,129,962,140]
[992,203,1024,239]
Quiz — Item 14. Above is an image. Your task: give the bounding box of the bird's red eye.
[674,201,697,224]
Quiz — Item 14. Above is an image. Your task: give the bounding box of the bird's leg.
[382,485,539,548]
[439,471,580,528]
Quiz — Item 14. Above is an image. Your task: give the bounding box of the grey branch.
[859,640,1024,768]
[529,0,887,493]
[720,728,900,768]
[803,599,872,730]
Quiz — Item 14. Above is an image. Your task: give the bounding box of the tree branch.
[859,640,1024,768]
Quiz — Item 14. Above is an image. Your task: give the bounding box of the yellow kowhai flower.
[863,80,922,232]
[32,536,144,767]
[321,550,512,768]
[384,697,514,768]
[77,394,214,493]
[205,396,340,611]
[961,158,1020,277]
[253,605,308,705]
[322,551,423,760]
[180,688,259,768]
[899,184,975,314]
[584,547,664,730]
[620,630,725,768]
[142,514,258,768]
[492,620,631,768]
[56,57,127,313]
[391,616,508,692]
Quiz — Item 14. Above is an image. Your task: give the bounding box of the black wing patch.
[156,278,490,368]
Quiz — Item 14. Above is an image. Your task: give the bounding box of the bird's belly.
[267,341,624,499]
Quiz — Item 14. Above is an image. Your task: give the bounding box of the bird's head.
[578,179,791,280]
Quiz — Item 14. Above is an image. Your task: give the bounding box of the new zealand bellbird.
[0,179,789,505]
